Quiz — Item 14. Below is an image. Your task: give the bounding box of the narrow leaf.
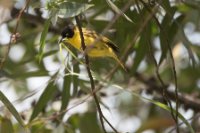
[112,84,195,133]
[142,97,195,133]
[106,0,133,23]
[0,117,14,133]
[0,91,25,127]
[58,2,94,18]
[80,112,102,133]
[12,70,48,79]
[60,70,71,111]
[176,16,196,66]
[72,51,80,96]
[38,17,51,62]
[159,7,176,65]
[60,42,83,64]
[136,117,175,132]
[30,77,57,121]
[131,24,150,73]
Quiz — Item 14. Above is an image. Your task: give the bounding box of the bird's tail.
[113,55,127,71]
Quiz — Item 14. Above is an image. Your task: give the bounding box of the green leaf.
[0,91,25,127]
[105,0,133,23]
[57,2,94,18]
[131,24,150,73]
[0,117,14,133]
[30,119,51,133]
[160,0,171,13]
[80,112,102,133]
[141,98,195,133]
[112,84,195,133]
[50,9,59,26]
[60,42,83,64]
[177,4,191,12]
[136,117,175,133]
[12,70,48,79]
[67,114,80,129]
[177,18,196,66]
[60,69,71,112]
[72,51,80,96]
[37,17,51,63]
[159,7,176,65]
[191,45,200,58]
[30,75,58,121]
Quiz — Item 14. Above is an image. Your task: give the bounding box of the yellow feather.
[62,26,126,70]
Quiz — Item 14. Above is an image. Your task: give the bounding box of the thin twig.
[75,16,105,132]
[105,1,158,79]
[137,0,176,123]
[80,0,133,68]
[147,27,177,121]
[0,0,31,70]
[138,1,179,132]
[75,16,119,133]
[44,69,200,122]
[169,113,200,133]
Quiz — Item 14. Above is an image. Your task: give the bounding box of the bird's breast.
[67,32,113,57]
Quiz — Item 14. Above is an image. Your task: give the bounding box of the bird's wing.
[82,29,119,53]
[102,37,119,53]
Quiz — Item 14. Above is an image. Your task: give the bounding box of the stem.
[75,16,118,133]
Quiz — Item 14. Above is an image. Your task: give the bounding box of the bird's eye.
[61,25,74,38]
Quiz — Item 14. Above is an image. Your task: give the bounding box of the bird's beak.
[58,37,68,45]
[58,37,63,44]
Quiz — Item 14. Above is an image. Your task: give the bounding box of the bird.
[59,24,126,70]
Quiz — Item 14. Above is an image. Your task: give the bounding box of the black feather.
[105,41,119,53]
[83,30,119,53]
[61,24,75,38]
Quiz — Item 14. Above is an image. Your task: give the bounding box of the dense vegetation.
[0,0,200,132]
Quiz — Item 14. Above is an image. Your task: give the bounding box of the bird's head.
[59,24,75,43]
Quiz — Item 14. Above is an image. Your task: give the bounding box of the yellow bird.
[59,24,126,70]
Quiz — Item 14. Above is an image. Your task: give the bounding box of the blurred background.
[0,0,200,133]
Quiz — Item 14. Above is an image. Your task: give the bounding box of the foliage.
[0,0,200,132]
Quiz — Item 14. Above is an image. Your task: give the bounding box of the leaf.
[67,114,80,129]
[112,84,195,133]
[79,112,102,133]
[60,42,83,64]
[191,45,200,58]
[159,7,176,65]
[131,24,150,73]
[177,19,196,66]
[12,70,48,79]
[72,51,80,96]
[57,2,94,18]
[30,74,58,121]
[105,0,133,23]
[0,91,25,127]
[177,4,191,12]
[0,117,14,133]
[136,117,175,133]
[50,9,59,26]
[30,119,51,133]
[37,17,51,63]
[143,98,195,133]
[160,0,171,13]
[60,69,71,112]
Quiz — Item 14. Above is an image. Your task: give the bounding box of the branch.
[104,1,158,78]
[139,1,179,132]
[0,0,31,70]
[135,73,200,112]
[10,7,62,34]
[75,16,118,133]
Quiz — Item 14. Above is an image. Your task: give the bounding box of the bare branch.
[0,0,31,69]
[75,16,119,133]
